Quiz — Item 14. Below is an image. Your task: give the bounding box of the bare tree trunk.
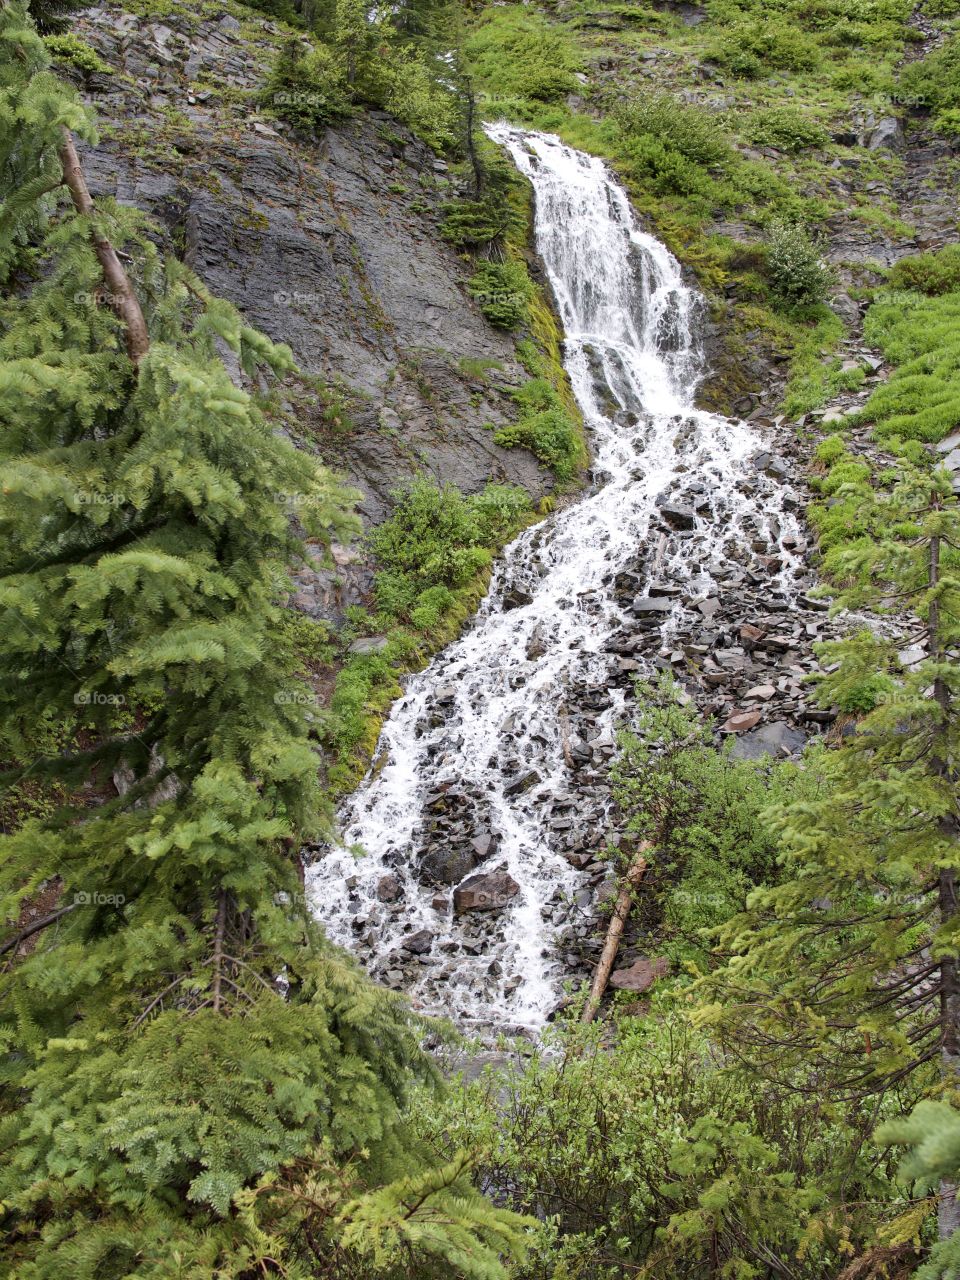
[581,843,650,1024]
[57,128,150,366]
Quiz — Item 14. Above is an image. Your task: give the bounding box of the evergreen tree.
[0,5,529,1274]
[699,459,960,1234]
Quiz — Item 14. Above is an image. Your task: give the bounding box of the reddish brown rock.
[609,955,670,992]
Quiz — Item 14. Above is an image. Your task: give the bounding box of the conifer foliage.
[0,5,529,1275]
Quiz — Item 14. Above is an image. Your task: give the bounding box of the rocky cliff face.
[70,4,552,528]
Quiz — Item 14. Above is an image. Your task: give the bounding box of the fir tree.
[0,5,530,1274]
[699,458,960,1236]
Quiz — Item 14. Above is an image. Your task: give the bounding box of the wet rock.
[730,720,807,760]
[609,955,670,992]
[419,845,480,886]
[403,929,435,955]
[868,117,904,152]
[348,635,390,655]
[502,585,533,610]
[454,871,521,915]
[659,502,697,529]
[504,769,541,796]
[631,594,674,615]
[376,874,401,902]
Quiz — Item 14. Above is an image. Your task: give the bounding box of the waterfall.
[308,127,803,1033]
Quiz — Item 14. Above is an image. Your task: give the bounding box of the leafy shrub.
[888,244,960,296]
[708,20,821,77]
[467,259,534,329]
[618,92,731,167]
[370,479,531,622]
[861,290,960,443]
[766,218,833,307]
[494,378,583,482]
[835,671,895,713]
[745,106,829,153]
[418,1011,896,1280]
[261,40,351,130]
[379,50,459,151]
[815,433,847,465]
[464,6,582,104]
[899,34,960,136]
[42,33,112,76]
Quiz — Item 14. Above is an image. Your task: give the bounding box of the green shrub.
[618,92,731,167]
[467,259,534,329]
[379,49,459,151]
[745,106,829,153]
[860,290,960,444]
[815,433,847,465]
[494,377,583,482]
[464,6,582,104]
[708,20,821,77]
[899,34,960,136]
[370,478,532,622]
[766,218,833,307]
[42,33,112,75]
[261,40,351,130]
[440,197,511,249]
[888,244,960,296]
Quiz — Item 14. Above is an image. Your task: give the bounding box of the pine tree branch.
[57,127,150,366]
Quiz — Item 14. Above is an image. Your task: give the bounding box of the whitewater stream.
[309,127,804,1033]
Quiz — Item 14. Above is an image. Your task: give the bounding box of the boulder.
[730,720,807,760]
[868,117,904,151]
[454,870,520,915]
[376,874,401,902]
[402,929,434,955]
[609,955,670,992]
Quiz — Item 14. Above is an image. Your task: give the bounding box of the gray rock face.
[71,4,552,536]
[868,117,905,152]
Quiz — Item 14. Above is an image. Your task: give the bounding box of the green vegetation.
[320,479,533,791]
[900,33,960,137]
[0,10,529,1275]
[463,6,582,105]
[41,32,112,75]
[860,286,960,445]
[467,258,534,328]
[494,376,585,482]
[766,218,834,307]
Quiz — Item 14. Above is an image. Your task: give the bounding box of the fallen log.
[581,841,651,1023]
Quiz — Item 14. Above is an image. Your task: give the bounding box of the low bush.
[744,106,830,153]
[370,478,532,624]
[42,32,112,75]
[708,20,822,77]
[899,34,960,136]
[464,6,582,104]
[766,218,833,307]
[860,289,960,444]
[887,244,960,296]
[467,259,534,329]
[494,378,584,482]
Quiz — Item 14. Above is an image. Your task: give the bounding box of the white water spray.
[309,128,802,1032]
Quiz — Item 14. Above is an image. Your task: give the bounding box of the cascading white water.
[308,127,803,1032]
